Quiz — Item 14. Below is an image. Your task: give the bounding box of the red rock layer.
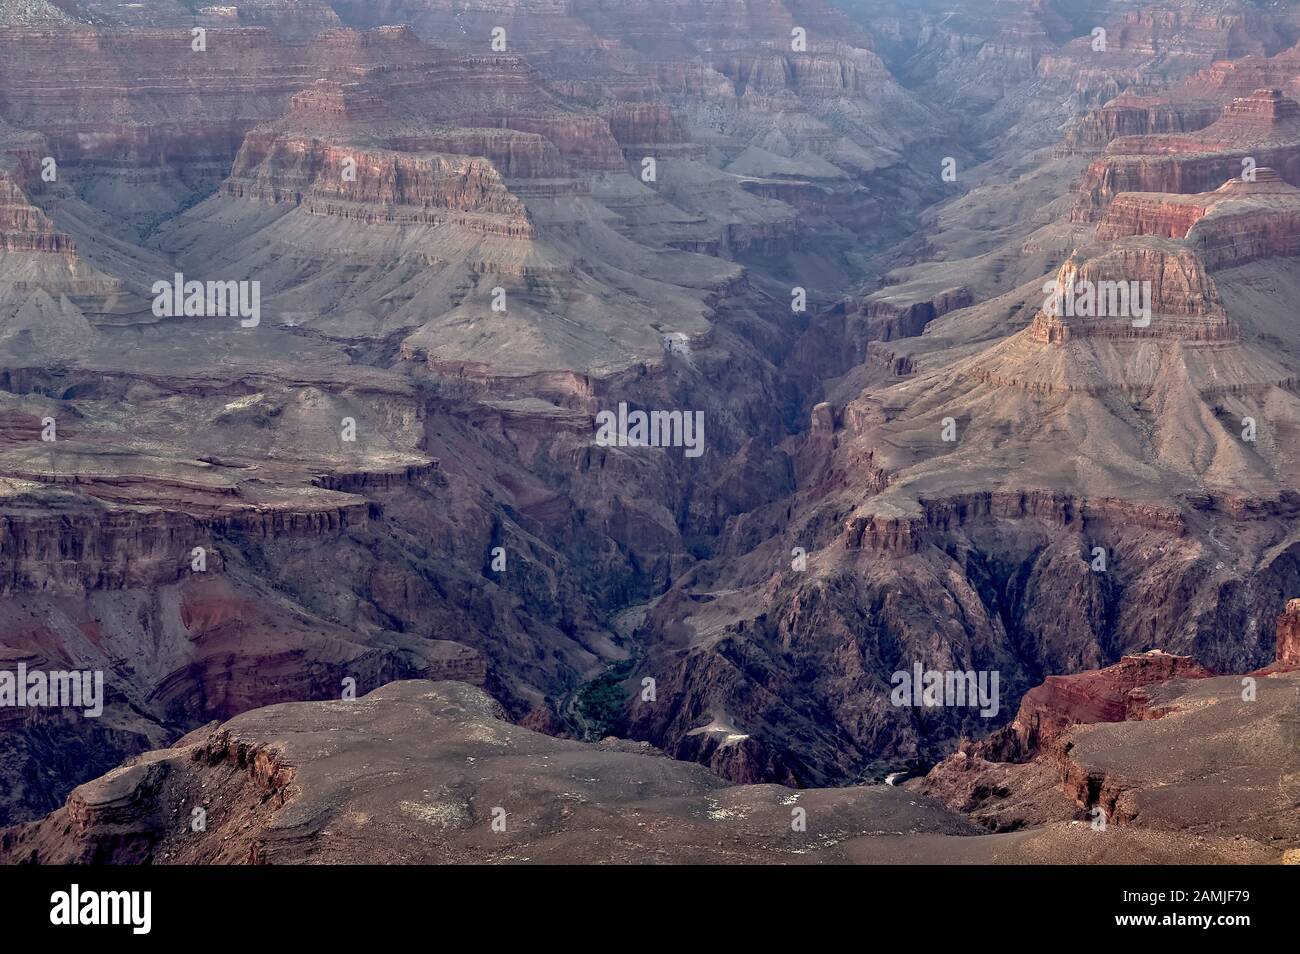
[224,136,533,235]
[1192,209,1300,267]
[1093,169,1300,271]
[1096,192,1215,241]
[600,102,692,154]
[1099,8,1282,61]
[1066,96,1222,151]
[0,25,625,178]
[1073,89,1300,221]
[458,110,625,172]
[273,79,576,181]
[388,129,570,180]
[981,652,1213,763]
[288,79,392,121]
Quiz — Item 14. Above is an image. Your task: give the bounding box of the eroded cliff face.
[1277,598,1300,666]
[915,609,1300,840]
[1096,167,1300,268]
[4,678,1283,865]
[975,651,1214,763]
[227,135,534,232]
[0,6,876,823]
[594,5,1300,790]
[1073,88,1300,222]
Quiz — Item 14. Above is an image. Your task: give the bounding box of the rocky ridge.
[914,607,1300,841]
[2,677,1286,864]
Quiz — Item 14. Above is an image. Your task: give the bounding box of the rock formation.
[916,609,1300,839]
[972,650,1214,763]
[2,678,1285,864]
[1277,598,1300,667]
[1073,89,1300,222]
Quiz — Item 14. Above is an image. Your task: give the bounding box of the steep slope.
[0,12,879,824]
[616,18,1300,787]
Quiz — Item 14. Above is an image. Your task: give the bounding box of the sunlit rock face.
[1073,89,1300,222]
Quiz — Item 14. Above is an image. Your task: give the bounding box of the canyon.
[6,603,1296,864]
[0,0,1297,866]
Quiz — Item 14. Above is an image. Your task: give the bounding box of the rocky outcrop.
[977,651,1213,763]
[1097,168,1300,267]
[1050,666,1300,832]
[1097,192,1217,241]
[1027,241,1238,344]
[0,681,983,864]
[856,287,973,343]
[844,491,1188,553]
[0,167,130,320]
[919,591,1300,838]
[226,135,534,235]
[1073,89,1300,222]
[1065,95,1221,151]
[0,173,71,254]
[310,461,440,494]
[1277,599,1300,667]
